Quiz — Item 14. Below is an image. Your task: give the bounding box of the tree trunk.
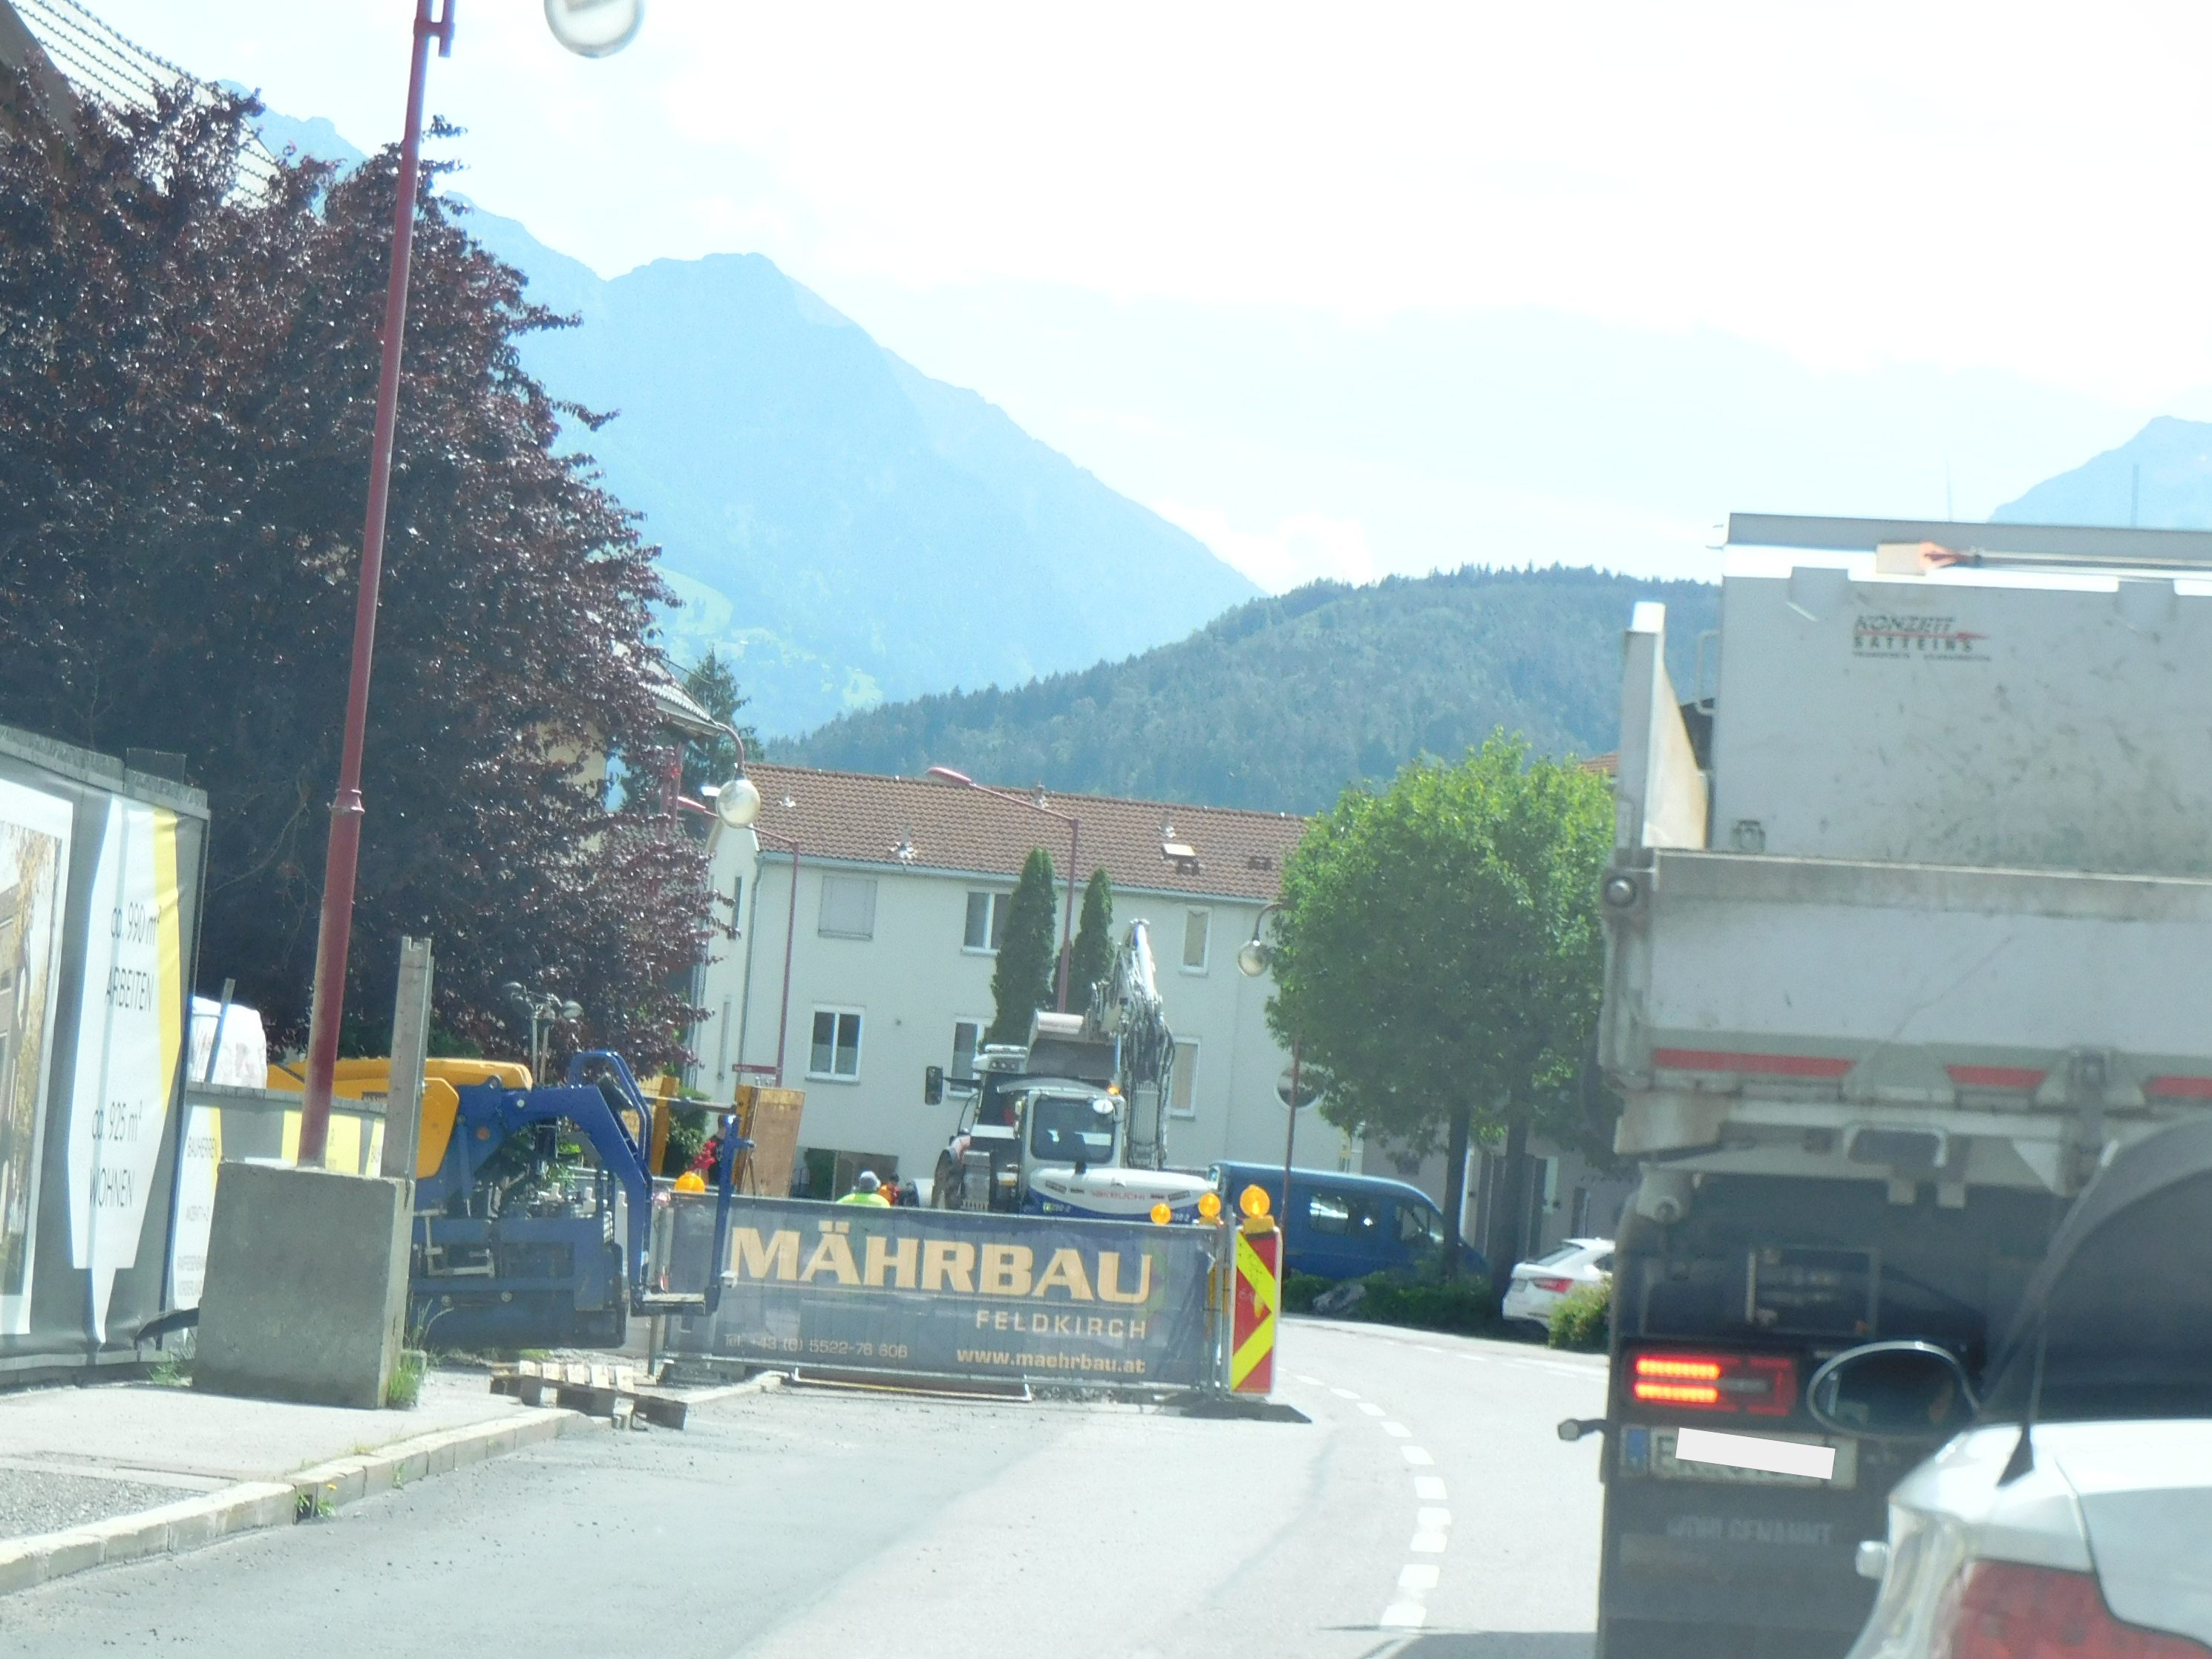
[1484,1115,1532,1291]
[1439,1099,1473,1281]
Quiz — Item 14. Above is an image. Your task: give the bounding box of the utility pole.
[296,0,455,1166]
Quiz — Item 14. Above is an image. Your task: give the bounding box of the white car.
[1816,1116,2212,1658]
[1499,1237,1611,1329]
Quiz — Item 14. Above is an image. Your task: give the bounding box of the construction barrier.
[1230,1222,1280,1395]
[0,724,210,1383]
[661,1194,1226,1390]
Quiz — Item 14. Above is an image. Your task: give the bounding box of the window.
[818,874,877,940]
[1181,908,1211,972]
[808,1009,863,1080]
[1027,1093,1118,1164]
[951,1018,985,1081]
[729,875,742,936]
[963,890,1008,952]
[1398,1202,1445,1251]
[1307,1191,1354,1234]
[1169,1039,1200,1118]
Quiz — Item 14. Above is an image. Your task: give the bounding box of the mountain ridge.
[238,98,1257,734]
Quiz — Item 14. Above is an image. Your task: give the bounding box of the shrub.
[1282,1272,1329,1315]
[1339,1271,1495,1335]
[1548,1280,1611,1351]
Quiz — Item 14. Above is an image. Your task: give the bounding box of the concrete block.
[0,1542,46,1594]
[194,1163,410,1410]
[36,1533,105,1580]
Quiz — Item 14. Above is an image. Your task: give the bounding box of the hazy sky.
[63,1,2212,588]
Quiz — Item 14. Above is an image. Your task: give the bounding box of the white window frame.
[818,874,877,940]
[1169,1038,1200,1119]
[1180,907,1211,974]
[807,1005,865,1082]
[951,1015,989,1081]
[962,889,1009,954]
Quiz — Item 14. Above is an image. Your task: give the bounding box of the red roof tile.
[739,764,1309,901]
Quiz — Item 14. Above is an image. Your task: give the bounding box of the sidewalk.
[0,1368,590,1596]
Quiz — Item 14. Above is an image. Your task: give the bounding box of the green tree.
[1068,868,1114,1007]
[987,848,1058,1044]
[678,649,760,800]
[1263,734,1613,1281]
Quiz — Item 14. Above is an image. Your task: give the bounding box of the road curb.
[0,1404,592,1600]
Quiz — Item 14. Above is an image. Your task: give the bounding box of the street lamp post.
[295,0,457,1165]
[927,768,1080,1012]
[1237,900,1307,1229]
[298,0,645,1165]
[693,734,799,1087]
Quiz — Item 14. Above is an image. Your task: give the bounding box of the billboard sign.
[664,1197,1220,1389]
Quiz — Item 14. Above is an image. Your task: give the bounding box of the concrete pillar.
[193,1162,410,1409]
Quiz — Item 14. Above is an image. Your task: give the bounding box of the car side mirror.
[923,1065,943,1105]
[1807,1341,1977,1442]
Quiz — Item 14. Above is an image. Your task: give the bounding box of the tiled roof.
[1581,753,1618,776]
[738,764,1309,901]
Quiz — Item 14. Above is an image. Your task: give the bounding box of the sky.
[51,1,2212,589]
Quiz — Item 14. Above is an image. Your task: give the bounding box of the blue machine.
[408,1050,745,1352]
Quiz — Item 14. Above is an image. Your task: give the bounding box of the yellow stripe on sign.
[1231,1230,1279,1388]
[1231,1321,1274,1388]
[1235,1231,1279,1314]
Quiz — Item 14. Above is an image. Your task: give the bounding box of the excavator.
[267,1050,743,1350]
[927,920,1211,1222]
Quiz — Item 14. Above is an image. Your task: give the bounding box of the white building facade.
[685,765,1351,1194]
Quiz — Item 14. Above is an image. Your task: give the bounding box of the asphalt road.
[1,1319,1609,1658]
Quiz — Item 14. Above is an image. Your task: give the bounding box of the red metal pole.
[298,0,456,1165]
[1282,1037,1300,1224]
[775,840,799,1085]
[1056,817,1078,1012]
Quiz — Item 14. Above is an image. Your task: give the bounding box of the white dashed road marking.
[1305,1373,1453,1635]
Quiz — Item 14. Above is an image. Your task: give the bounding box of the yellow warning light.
[673,1171,707,1195]
[1197,1191,1223,1221]
[1239,1184,1272,1220]
[1149,1202,1171,1225]
[1107,1084,1121,1096]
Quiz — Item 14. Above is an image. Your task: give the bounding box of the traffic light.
[923,1064,944,1105]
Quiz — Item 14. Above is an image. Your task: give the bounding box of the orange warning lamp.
[1239,1185,1272,1220]
[1197,1191,1223,1221]
[1149,1202,1171,1225]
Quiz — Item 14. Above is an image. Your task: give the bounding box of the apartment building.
[687,764,1335,1194]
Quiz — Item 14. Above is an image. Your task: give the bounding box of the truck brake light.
[1942,1561,2212,1658]
[1628,1349,1796,1417]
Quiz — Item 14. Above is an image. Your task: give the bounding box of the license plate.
[1649,1427,1857,1491]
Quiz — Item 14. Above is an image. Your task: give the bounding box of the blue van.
[1208,1162,1490,1283]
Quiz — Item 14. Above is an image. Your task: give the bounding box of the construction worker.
[837,1170,891,1207]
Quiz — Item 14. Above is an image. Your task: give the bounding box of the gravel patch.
[0,1469,195,1539]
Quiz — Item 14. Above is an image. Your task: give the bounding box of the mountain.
[777,566,1718,813]
[1994,416,2212,529]
[240,101,1257,735]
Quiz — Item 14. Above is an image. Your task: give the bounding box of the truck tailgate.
[1601,850,2212,1177]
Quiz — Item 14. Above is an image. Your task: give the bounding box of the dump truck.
[1580,516,2212,1659]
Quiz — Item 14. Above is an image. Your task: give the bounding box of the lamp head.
[710,775,762,829]
[926,765,975,786]
[545,0,644,57]
[1236,938,1271,978]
